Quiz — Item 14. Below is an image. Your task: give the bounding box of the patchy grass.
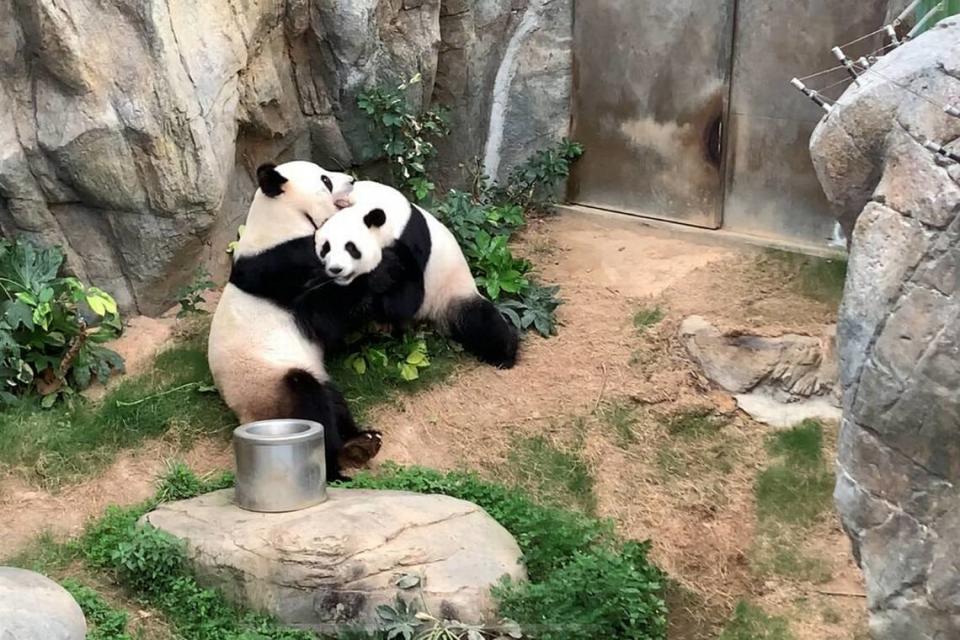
[596,399,638,447]
[0,339,234,488]
[506,434,596,514]
[634,306,665,331]
[719,602,794,640]
[821,606,843,625]
[751,527,833,584]
[755,421,834,526]
[664,407,727,438]
[761,250,847,307]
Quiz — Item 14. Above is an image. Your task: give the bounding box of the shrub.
[0,237,123,406]
[61,579,135,640]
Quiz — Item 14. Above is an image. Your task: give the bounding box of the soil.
[0,210,865,639]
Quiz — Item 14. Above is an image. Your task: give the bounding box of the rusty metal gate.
[569,0,889,248]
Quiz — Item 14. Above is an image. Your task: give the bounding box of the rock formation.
[0,566,86,640]
[0,0,572,314]
[810,17,960,639]
[144,488,526,630]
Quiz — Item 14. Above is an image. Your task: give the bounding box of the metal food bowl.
[233,419,327,512]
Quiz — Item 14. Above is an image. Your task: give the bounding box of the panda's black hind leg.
[282,369,381,482]
[448,296,519,368]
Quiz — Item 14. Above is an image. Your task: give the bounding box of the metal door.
[568,0,736,228]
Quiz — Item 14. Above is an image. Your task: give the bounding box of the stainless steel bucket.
[233,419,327,512]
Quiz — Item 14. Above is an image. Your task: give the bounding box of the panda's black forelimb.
[282,368,380,482]
[448,296,519,369]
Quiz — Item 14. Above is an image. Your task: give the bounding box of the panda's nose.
[328,266,343,275]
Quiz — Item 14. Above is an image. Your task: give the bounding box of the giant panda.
[207,161,382,482]
[314,181,519,368]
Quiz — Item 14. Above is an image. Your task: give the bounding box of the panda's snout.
[328,266,343,276]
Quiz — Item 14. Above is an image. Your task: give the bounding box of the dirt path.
[0,211,864,638]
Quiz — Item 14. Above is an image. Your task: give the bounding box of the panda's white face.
[315,207,386,285]
[269,161,356,225]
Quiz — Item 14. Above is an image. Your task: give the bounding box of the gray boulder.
[679,315,841,427]
[809,17,960,640]
[143,488,526,631]
[0,0,572,315]
[0,567,86,640]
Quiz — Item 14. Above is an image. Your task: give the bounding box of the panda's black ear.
[256,163,287,198]
[364,208,387,228]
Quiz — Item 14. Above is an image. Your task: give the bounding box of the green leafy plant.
[61,579,135,640]
[358,74,450,202]
[494,139,585,212]
[175,268,216,318]
[0,237,123,406]
[344,330,434,382]
[497,284,562,337]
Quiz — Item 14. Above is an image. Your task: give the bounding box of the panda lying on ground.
[315,181,519,368]
[207,161,382,482]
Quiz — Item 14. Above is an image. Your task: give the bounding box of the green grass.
[596,399,638,447]
[634,307,665,331]
[762,250,847,307]
[62,580,138,640]
[755,421,834,526]
[719,602,794,640]
[506,435,596,514]
[751,530,832,584]
[0,339,234,488]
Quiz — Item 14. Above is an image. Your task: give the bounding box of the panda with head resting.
[314,181,519,368]
[208,161,382,482]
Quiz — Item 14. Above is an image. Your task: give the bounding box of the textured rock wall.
[0,0,572,314]
[810,18,960,640]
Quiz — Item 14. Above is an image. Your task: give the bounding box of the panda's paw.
[339,431,384,467]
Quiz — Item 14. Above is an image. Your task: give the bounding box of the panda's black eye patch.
[321,175,333,192]
[320,241,330,258]
[345,242,361,260]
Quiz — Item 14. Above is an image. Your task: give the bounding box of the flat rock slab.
[144,488,525,631]
[0,567,86,640]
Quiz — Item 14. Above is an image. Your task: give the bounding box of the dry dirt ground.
[0,211,866,639]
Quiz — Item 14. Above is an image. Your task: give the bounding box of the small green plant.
[174,268,216,318]
[358,74,450,202]
[719,602,794,640]
[61,580,135,640]
[0,237,124,406]
[155,460,235,503]
[755,420,834,526]
[226,224,245,254]
[497,284,562,337]
[344,330,434,382]
[633,307,664,332]
[489,139,585,212]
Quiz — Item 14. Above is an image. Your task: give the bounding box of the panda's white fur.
[316,180,518,367]
[208,161,380,480]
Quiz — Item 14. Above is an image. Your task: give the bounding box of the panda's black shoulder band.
[257,163,287,197]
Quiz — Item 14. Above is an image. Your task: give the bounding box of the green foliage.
[0,339,233,488]
[329,332,458,421]
[61,580,135,640]
[358,74,450,201]
[347,464,667,640]
[718,602,793,640]
[175,268,216,318]
[155,460,235,503]
[493,139,585,213]
[755,421,833,526]
[0,236,123,406]
[374,597,523,640]
[343,330,434,382]
[633,307,664,332]
[506,435,596,514]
